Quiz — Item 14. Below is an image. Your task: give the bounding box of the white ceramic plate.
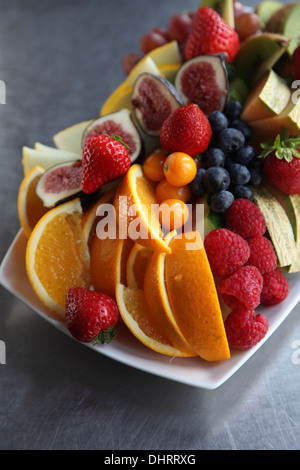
[1,229,300,389]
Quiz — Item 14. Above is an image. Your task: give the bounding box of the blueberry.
[233,145,257,165]
[210,190,234,213]
[202,148,226,168]
[189,168,207,197]
[208,111,228,135]
[203,167,231,193]
[225,157,234,169]
[231,184,254,201]
[225,100,243,120]
[230,119,252,141]
[228,163,251,185]
[248,157,262,171]
[217,128,245,155]
[250,168,263,186]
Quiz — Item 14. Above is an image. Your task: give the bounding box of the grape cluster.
[189,100,263,214]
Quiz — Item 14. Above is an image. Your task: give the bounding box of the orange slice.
[164,231,230,362]
[116,284,191,357]
[81,187,117,247]
[18,166,49,238]
[113,164,171,253]
[90,213,134,298]
[143,230,196,356]
[126,243,152,289]
[26,198,91,317]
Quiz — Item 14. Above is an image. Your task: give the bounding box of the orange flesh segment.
[90,236,133,299]
[165,232,230,362]
[26,200,91,316]
[116,284,192,357]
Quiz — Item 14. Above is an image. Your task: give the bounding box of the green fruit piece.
[22,145,80,176]
[265,3,300,55]
[205,210,223,236]
[263,184,300,273]
[53,120,93,155]
[199,0,235,28]
[253,185,297,268]
[229,77,250,104]
[194,194,223,239]
[256,1,283,29]
[241,69,291,122]
[233,33,290,87]
[249,98,300,149]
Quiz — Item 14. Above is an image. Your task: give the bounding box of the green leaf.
[93,325,117,345]
[291,148,300,159]
[104,134,130,152]
[279,126,289,142]
[258,127,300,162]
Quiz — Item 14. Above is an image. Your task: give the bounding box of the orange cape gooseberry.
[159,198,190,232]
[163,152,197,186]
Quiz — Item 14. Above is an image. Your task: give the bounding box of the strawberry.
[259,128,300,195]
[65,286,120,344]
[81,134,131,194]
[160,103,212,156]
[291,45,300,80]
[184,7,240,63]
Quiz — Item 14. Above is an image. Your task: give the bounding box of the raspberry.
[225,198,266,238]
[261,269,289,306]
[218,265,263,310]
[246,236,277,274]
[204,228,250,277]
[224,308,269,350]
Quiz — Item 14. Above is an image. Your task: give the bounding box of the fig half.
[131,73,182,136]
[175,54,229,116]
[36,160,83,207]
[83,108,143,163]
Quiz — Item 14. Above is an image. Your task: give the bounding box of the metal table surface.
[0,0,299,451]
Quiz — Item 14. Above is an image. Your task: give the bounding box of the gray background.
[0,0,299,450]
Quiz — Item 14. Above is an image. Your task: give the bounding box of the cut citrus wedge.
[18,166,49,238]
[126,243,152,289]
[143,230,196,356]
[53,120,93,154]
[113,164,171,253]
[81,187,117,247]
[164,231,230,362]
[116,284,191,357]
[90,231,134,299]
[26,198,91,317]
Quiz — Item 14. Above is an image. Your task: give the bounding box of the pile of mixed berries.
[190,99,263,213]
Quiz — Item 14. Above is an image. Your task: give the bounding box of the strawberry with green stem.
[65,286,120,344]
[259,127,300,195]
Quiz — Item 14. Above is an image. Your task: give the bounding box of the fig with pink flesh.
[175,54,229,116]
[131,73,182,136]
[36,160,83,207]
[82,108,143,163]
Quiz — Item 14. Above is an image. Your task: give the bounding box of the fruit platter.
[1,0,300,389]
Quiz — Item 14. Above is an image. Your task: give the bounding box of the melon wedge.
[253,186,297,268]
[22,146,80,176]
[241,69,291,122]
[53,120,92,155]
[249,97,300,149]
[263,184,300,273]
